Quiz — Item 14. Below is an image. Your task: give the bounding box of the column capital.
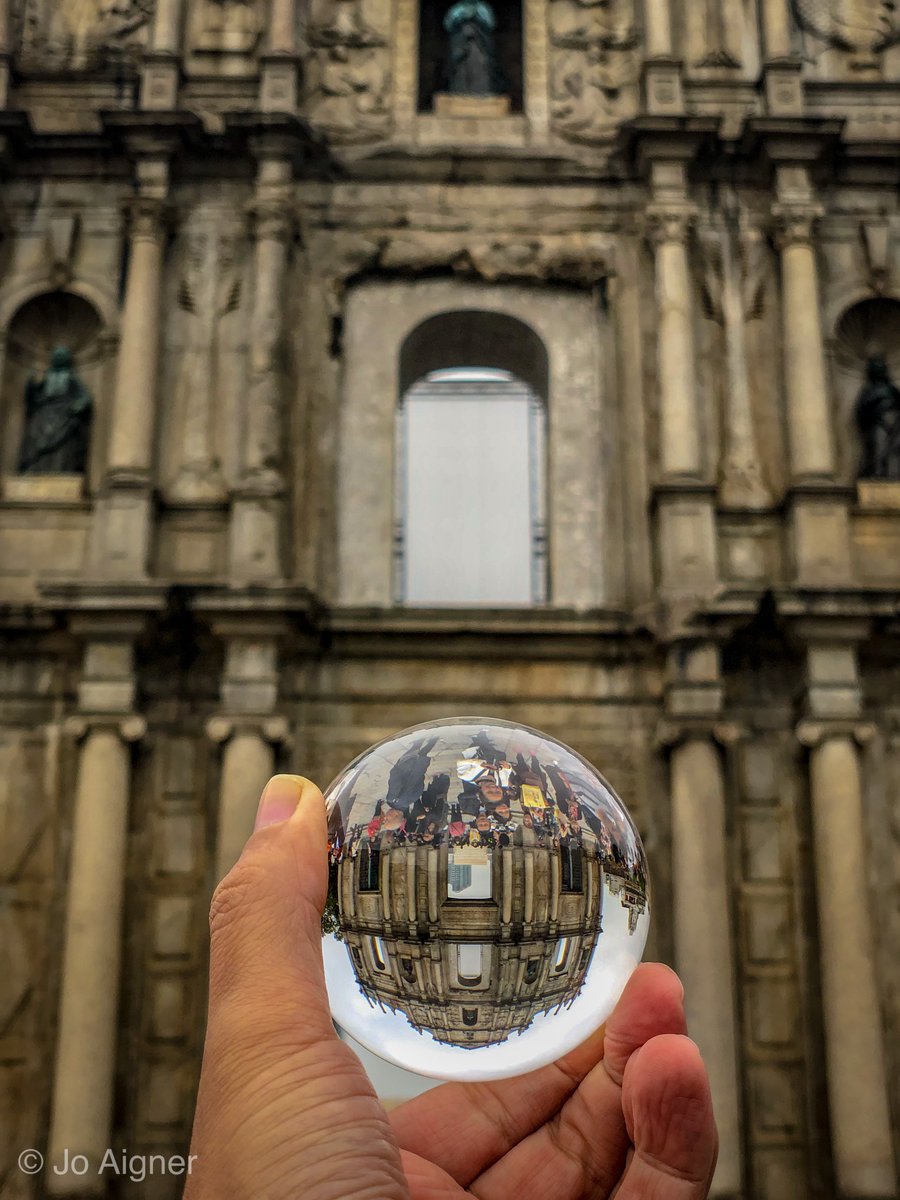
[205,714,292,746]
[656,719,743,750]
[772,202,824,248]
[645,204,697,246]
[125,194,171,243]
[248,196,296,243]
[64,714,147,742]
[795,718,876,748]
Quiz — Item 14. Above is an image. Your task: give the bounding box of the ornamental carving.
[302,0,392,144]
[189,0,262,57]
[790,0,900,55]
[17,0,153,70]
[547,0,639,144]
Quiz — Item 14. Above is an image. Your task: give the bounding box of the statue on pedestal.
[16,346,92,475]
[443,0,504,95]
[855,355,900,480]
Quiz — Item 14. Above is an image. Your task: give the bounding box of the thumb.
[207,773,335,1045]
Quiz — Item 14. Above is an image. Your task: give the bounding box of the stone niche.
[337,278,622,611]
[0,289,108,496]
[16,0,154,72]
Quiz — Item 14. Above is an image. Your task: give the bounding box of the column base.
[139,52,182,110]
[229,492,284,581]
[641,59,685,116]
[787,484,853,586]
[89,484,154,580]
[654,485,719,592]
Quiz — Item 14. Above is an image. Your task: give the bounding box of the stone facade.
[0,1,897,1198]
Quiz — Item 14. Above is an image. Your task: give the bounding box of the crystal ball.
[323,717,650,1082]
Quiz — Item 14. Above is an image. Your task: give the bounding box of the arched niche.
[337,279,618,610]
[400,309,548,399]
[397,311,549,606]
[830,296,900,480]
[1,289,107,487]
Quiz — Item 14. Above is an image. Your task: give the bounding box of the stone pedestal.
[433,94,512,118]
[670,734,742,1197]
[801,727,897,1198]
[47,717,145,1196]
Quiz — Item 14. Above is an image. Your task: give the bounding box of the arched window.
[396,310,548,606]
[457,943,485,986]
[560,843,584,893]
[358,843,381,892]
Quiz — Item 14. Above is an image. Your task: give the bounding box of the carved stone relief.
[791,0,900,59]
[18,0,153,71]
[167,213,246,501]
[188,0,263,58]
[302,0,392,144]
[547,0,640,144]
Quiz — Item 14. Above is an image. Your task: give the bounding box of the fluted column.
[649,208,702,479]
[799,723,897,1198]
[229,160,293,579]
[47,717,145,1195]
[260,0,299,110]
[669,733,742,1197]
[208,719,287,880]
[774,206,835,481]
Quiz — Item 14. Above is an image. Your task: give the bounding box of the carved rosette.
[547,0,640,144]
[302,0,392,145]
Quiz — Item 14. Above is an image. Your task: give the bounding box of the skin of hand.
[185,774,718,1200]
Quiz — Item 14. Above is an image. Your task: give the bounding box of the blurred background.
[0,0,899,1197]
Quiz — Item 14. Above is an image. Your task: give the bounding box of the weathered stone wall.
[0,0,897,1198]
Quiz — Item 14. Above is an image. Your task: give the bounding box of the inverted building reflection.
[326,730,648,1049]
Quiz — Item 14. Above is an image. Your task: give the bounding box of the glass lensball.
[323,717,650,1082]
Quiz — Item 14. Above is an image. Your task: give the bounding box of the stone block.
[748,978,799,1047]
[741,743,778,804]
[749,1063,801,1135]
[743,892,792,963]
[857,480,900,509]
[151,978,189,1041]
[433,94,511,118]
[753,1148,809,1200]
[154,815,199,877]
[741,812,785,881]
[2,474,84,502]
[153,897,195,959]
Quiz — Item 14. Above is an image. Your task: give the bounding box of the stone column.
[774,205,835,481]
[140,0,184,108]
[644,0,674,58]
[669,733,742,1197]
[261,0,299,110]
[47,717,145,1196]
[649,207,701,479]
[762,0,792,59]
[229,159,293,580]
[93,184,168,577]
[208,720,282,880]
[774,197,852,582]
[799,723,897,1198]
[648,200,718,590]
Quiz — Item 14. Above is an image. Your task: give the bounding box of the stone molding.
[795,718,876,748]
[205,715,291,746]
[64,713,148,742]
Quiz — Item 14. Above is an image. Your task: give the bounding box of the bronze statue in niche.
[443,0,505,95]
[856,356,900,481]
[17,346,92,475]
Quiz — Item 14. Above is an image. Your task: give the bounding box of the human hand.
[185,774,718,1200]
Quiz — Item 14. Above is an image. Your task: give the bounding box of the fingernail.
[254,774,304,831]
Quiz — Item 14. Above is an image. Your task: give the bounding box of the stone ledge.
[2,474,85,503]
[856,480,900,510]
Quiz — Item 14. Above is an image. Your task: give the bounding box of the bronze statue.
[443,0,504,96]
[17,346,92,475]
[855,356,900,481]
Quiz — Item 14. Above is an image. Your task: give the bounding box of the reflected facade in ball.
[323,717,650,1081]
